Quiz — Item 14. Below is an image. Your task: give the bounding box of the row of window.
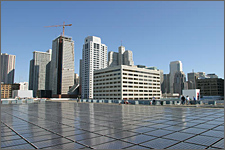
[94,77,120,82]
[94,94,121,96]
[94,89,121,92]
[123,77,160,82]
[123,94,160,96]
[94,81,121,85]
[94,69,121,75]
[123,85,160,88]
[123,73,159,79]
[123,69,159,76]
[123,89,159,92]
[94,85,121,89]
[94,72,120,78]
[123,81,160,85]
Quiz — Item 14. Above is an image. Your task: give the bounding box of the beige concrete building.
[1,84,20,99]
[93,65,161,100]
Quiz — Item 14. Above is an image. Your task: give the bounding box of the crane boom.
[45,22,72,36]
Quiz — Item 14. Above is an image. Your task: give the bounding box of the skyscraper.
[162,74,170,94]
[187,72,199,89]
[108,46,134,67]
[173,71,187,95]
[50,36,75,95]
[1,53,16,84]
[169,61,182,94]
[29,49,52,97]
[74,73,79,85]
[81,36,107,99]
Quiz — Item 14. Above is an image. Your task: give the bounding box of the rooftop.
[1,101,224,149]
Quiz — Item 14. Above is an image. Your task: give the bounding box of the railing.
[79,99,207,106]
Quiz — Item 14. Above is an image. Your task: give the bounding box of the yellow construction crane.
[45,22,72,36]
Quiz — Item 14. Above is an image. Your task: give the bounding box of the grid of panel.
[1,101,224,149]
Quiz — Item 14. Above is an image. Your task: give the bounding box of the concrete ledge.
[1,100,10,104]
[27,99,34,103]
[17,100,22,104]
[208,101,217,105]
[11,100,17,104]
[160,101,166,105]
[166,101,173,105]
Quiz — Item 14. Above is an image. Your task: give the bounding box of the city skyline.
[2,1,224,82]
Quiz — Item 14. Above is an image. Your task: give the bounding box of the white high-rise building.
[169,61,182,94]
[29,49,52,97]
[50,36,75,95]
[108,46,134,67]
[1,53,16,84]
[81,36,107,99]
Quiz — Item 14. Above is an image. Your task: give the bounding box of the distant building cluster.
[161,61,224,99]
[1,35,224,100]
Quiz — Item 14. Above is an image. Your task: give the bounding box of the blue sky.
[1,1,224,82]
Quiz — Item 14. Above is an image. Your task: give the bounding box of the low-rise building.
[93,65,161,100]
[12,90,33,98]
[196,78,224,97]
[1,84,20,98]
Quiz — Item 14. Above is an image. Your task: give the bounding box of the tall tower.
[118,46,125,65]
[81,36,107,99]
[29,49,52,97]
[173,71,186,95]
[1,53,16,84]
[108,45,134,67]
[108,51,118,67]
[50,36,75,95]
[123,50,134,66]
[187,72,199,89]
[169,61,182,94]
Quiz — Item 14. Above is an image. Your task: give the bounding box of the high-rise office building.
[79,59,82,96]
[196,78,224,96]
[173,71,187,95]
[108,46,134,67]
[187,72,199,89]
[169,61,182,94]
[50,36,75,95]
[1,53,16,84]
[29,49,52,97]
[74,73,79,85]
[81,36,107,99]
[162,74,170,94]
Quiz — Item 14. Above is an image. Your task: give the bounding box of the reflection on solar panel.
[1,101,224,149]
